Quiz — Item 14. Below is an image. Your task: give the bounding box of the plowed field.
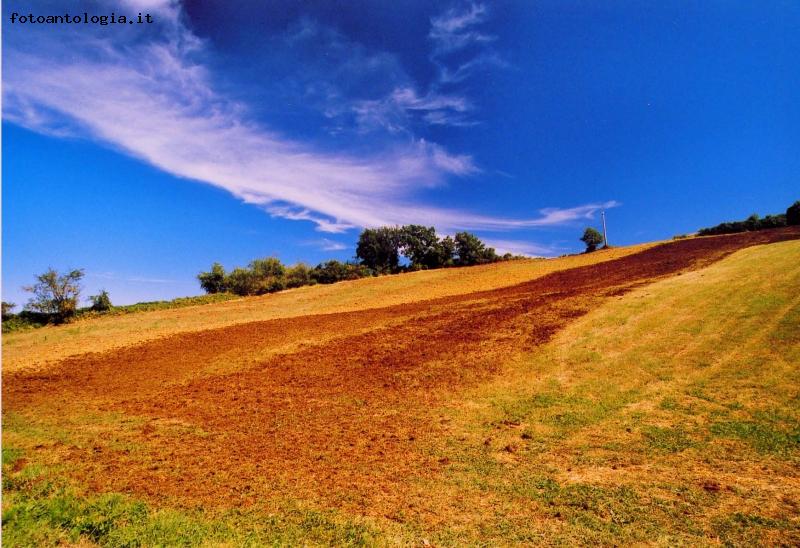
[4,228,800,526]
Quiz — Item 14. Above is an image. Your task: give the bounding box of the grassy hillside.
[429,238,800,544]
[2,232,798,545]
[2,243,654,372]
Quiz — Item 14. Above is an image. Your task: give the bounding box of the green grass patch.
[712,512,794,547]
[2,473,386,547]
[710,421,800,456]
[641,425,697,453]
[3,446,24,467]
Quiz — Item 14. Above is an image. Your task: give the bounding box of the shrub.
[698,202,795,235]
[580,228,604,253]
[312,261,372,284]
[788,201,800,225]
[224,268,258,296]
[23,268,84,323]
[1,311,49,333]
[220,258,286,296]
[312,260,348,284]
[198,263,227,293]
[760,214,787,229]
[343,262,373,280]
[743,213,761,231]
[286,263,315,288]
[248,258,286,294]
[89,290,113,312]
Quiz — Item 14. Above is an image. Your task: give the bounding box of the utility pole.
[601,210,609,248]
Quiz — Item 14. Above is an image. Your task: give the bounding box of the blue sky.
[3,1,798,305]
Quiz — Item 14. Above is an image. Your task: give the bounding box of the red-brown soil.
[4,228,799,518]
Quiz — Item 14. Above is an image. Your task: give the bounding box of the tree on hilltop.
[400,225,445,269]
[89,289,113,312]
[356,227,402,273]
[23,268,84,323]
[787,201,800,225]
[581,227,604,253]
[198,262,227,293]
[454,231,497,265]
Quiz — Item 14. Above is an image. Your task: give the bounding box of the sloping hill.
[3,227,799,545]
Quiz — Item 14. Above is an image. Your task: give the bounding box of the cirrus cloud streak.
[4,2,617,235]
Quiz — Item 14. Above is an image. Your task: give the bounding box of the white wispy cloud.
[351,87,475,133]
[429,3,494,55]
[427,2,509,88]
[301,238,348,252]
[4,2,615,236]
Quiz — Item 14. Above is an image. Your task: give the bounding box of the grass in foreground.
[419,239,800,544]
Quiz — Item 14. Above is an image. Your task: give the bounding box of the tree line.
[697,200,800,236]
[1,269,112,331]
[198,226,519,297]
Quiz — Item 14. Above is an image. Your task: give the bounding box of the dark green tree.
[787,201,800,226]
[438,236,457,267]
[581,227,604,253]
[2,302,16,321]
[198,262,227,293]
[356,227,402,273]
[400,225,444,269]
[23,268,84,323]
[454,231,496,265]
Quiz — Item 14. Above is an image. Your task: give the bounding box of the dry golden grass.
[2,243,654,372]
[429,239,800,544]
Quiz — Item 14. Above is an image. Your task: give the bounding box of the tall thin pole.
[601,210,609,248]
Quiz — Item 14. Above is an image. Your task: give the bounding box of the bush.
[698,202,795,235]
[787,201,800,225]
[248,258,286,294]
[2,311,49,333]
[198,263,227,293]
[760,214,787,229]
[224,267,257,296]
[580,227,604,253]
[286,263,315,288]
[207,257,287,297]
[89,290,113,312]
[311,260,349,284]
[312,261,373,284]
